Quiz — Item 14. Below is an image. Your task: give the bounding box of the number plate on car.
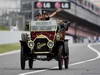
[37,55,47,59]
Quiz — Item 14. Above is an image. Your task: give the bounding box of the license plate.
[37,55,47,59]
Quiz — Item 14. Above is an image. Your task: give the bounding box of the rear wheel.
[20,46,26,70]
[58,45,63,70]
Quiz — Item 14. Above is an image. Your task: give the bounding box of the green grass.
[0,43,20,53]
[0,25,9,31]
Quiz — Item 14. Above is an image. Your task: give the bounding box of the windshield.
[31,20,57,31]
[31,25,57,31]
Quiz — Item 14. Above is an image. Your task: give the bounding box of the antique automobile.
[20,20,69,70]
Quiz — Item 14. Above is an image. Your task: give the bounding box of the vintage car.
[20,20,69,70]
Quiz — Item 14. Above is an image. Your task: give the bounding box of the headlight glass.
[28,40,34,49]
[56,33,61,40]
[47,41,54,48]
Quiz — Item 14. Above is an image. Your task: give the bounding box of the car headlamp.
[47,41,54,48]
[28,40,34,49]
[56,33,61,40]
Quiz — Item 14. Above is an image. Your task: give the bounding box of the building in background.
[0,0,26,31]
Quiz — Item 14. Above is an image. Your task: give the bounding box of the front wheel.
[29,59,33,69]
[58,58,63,70]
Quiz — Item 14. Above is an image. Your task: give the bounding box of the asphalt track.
[0,43,100,75]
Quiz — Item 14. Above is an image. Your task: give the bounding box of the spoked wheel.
[58,58,63,70]
[64,56,69,69]
[20,46,26,70]
[58,45,63,70]
[29,59,33,69]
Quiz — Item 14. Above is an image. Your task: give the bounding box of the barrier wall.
[0,31,29,44]
[0,31,73,44]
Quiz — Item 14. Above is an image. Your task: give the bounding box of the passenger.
[59,20,65,31]
[37,9,61,20]
[44,13,50,20]
[57,20,71,31]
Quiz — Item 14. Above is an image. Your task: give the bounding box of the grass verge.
[0,43,20,53]
[0,25,9,31]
